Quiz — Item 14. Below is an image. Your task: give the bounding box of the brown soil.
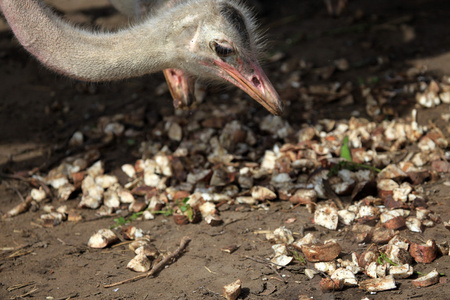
[1,1,449,299]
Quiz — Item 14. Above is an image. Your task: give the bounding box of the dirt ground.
[1,0,449,299]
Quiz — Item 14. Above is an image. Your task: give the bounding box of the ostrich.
[0,0,283,115]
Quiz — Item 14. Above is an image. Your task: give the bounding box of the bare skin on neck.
[0,0,283,115]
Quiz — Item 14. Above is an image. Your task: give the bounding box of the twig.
[82,214,117,223]
[54,292,79,300]
[222,217,246,228]
[323,179,344,210]
[317,270,332,280]
[103,236,191,288]
[299,225,305,237]
[0,172,31,182]
[204,266,218,274]
[8,249,33,259]
[3,180,29,204]
[6,281,36,292]
[267,265,286,283]
[0,172,52,197]
[269,276,285,283]
[111,240,133,249]
[243,255,287,283]
[10,285,38,299]
[280,202,302,213]
[0,244,29,260]
[253,230,272,235]
[145,236,191,276]
[57,238,68,246]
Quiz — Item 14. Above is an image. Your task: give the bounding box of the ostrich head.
[161,0,283,115]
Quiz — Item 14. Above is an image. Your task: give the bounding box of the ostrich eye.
[211,41,235,57]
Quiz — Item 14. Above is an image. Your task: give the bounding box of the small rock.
[409,240,438,263]
[88,229,119,249]
[223,279,241,300]
[300,241,342,262]
[412,269,439,287]
[314,202,339,230]
[359,275,396,292]
[127,253,151,272]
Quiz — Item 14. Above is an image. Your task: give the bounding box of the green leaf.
[327,161,381,177]
[377,252,398,266]
[110,216,127,229]
[340,136,352,161]
[114,217,126,225]
[128,211,144,221]
[162,209,173,217]
[291,250,306,264]
[177,198,191,213]
[151,209,174,217]
[185,207,194,222]
[377,256,383,265]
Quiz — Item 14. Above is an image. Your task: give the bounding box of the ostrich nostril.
[251,76,261,88]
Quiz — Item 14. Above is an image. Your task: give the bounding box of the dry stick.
[8,248,33,259]
[5,181,26,203]
[12,285,38,299]
[323,179,344,210]
[1,172,53,197]
[280,202,301,213]
[103,236,191,288]
[6,281,36,292]
[243,255,287,283]
[0,244,30,260]
[54,292,79,300]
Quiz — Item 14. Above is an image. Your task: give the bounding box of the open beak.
[163,68,196,109]
[212,57,284,115]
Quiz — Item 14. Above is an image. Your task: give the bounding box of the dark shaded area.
[1,1,449,166]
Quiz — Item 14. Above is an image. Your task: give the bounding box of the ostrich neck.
[0,0,173,81]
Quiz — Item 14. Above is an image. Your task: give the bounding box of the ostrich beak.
[213,58,284,116]
[163,68,195,109]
